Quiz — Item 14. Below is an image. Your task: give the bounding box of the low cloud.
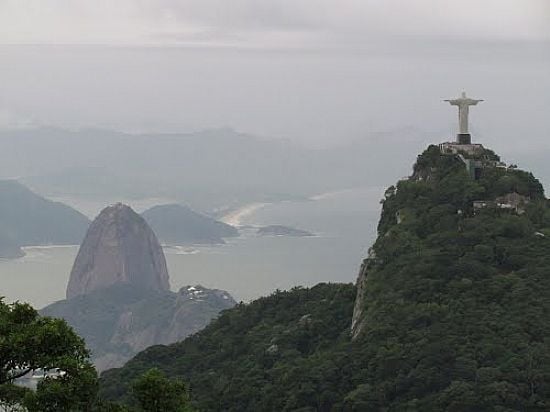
[0,109,36,130]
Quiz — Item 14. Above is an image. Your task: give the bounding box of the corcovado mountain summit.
[99,95,550,410]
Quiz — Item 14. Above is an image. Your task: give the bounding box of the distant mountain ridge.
[0,180,89,258]
[0,127,426,210]
[141,204,238,245]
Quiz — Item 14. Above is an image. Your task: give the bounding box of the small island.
[257,225,314,237]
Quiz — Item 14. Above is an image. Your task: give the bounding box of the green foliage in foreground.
[0,298,194,411]
[101,146,550,410]
[0,298,98,411]
[131,368,193,412]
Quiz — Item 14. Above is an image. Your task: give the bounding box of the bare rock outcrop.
[66,203,170,299]
[43,203,235,372]
[350,248,378,340]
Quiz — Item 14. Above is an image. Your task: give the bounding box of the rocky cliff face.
[350,248,377,339]
[52,203,235,371]
[66,203,170,299]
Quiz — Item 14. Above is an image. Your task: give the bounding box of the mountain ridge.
[0,180,90,258]
[0,126,425,211]
[141,204,238,245]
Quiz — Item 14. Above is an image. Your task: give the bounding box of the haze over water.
[0,186,380,308]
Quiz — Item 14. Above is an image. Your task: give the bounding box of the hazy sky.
[0,1,548,149]
[1,0,549,45]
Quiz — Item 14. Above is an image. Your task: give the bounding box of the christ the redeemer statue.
[445,92,483,144]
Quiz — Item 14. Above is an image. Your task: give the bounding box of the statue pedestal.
[456,133,472,145]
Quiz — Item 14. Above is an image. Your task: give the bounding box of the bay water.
[0,186,382,308]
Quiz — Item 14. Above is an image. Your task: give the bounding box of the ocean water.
[0,186,382,308]
[0,245,79,308]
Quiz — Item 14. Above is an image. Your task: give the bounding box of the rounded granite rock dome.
[66,203,170,299]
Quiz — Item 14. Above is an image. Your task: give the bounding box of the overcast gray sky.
[0,1,548,150]
[1,0,549,46]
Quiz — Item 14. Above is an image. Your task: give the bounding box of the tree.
[0,298,98,411]
[131,369,193,412]
[0,383,28,411]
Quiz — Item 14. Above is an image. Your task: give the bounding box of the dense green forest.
[100,283,357,411]
[349,145,550,409]
[100,145,550,411]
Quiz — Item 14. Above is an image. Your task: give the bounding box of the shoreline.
[219,187,370,228]
[220,202,269,227]
[21,244,79,250]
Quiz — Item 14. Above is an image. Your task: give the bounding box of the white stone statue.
[445,92,484,135]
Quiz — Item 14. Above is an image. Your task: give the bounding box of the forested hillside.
[100,283,357,411]
[101,145,550,411]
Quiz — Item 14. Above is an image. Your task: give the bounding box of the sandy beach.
[220,202,268,227]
